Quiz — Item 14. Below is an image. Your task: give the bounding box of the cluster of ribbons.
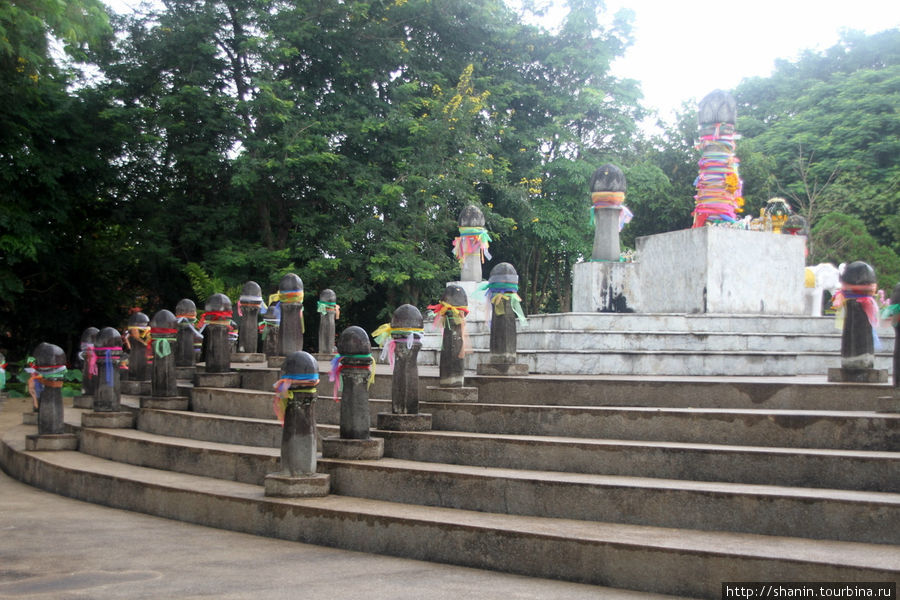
[371,323,425,366]
[196,310,233,331]
[328,354,376,402]
[590,191,633,232]
[237,294,266,317]
[0,361,6,391]
[317,301,340,319]
[176,313,204,352]
[271,373,319,424]
[692,123,744,227]
[94,346,123,385]
[452,227,492,264]
[268,290,304,333]
[124,325,151,349]
[832,283,882,348]
[151,327,178,358]
[882,301,900,327]
[26,360,67,408]
[80,342,98,378]
[478,281,527,325]
[427,301,472,358]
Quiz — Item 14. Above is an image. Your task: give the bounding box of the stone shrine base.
[81,411,135,429]
[73,395,93,409]
[22,412,37,425]
[426,386,479,402]
[376,413,432,431]
[25,433,78,451]
[140,396,190,410]
[194,372,242,388]
[827,367,889,384]
[264,472,330,498]
[477,361,528,376]
[121,380,151,396]
[321,437,384,460]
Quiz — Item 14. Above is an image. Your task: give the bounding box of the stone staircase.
[1,362,898,598]
[419,313,896,376]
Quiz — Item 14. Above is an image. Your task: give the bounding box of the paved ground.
[0,396,678,600]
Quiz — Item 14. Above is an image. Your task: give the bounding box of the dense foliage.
[1,0,898,360]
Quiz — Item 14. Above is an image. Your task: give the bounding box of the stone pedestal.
[476,361,529,376]
[264,472,331,498]
[232,352,266,363]
[140,396,190,410]
[267,356,286,369]
[571,261,640,313]
[176,366,197,380]
[426,386,478,402]
[25,433,78,451]
[22,412,37,425]
[73,395,93,409]
[121,380,151,396]
[194,372,242,388]
[376,412,432,431]
[82,411,135,428]
[827,368,888,384]
[321,437,384,460]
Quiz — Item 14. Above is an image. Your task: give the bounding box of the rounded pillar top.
[283,350,317,377]
[458,204,486,227]
[205,293,232,312]
[175,298,197,317]
[488,262,518,285]
[319,289,336,303]
[149,309,177,329]
[841,261,876,286]
[263,303,280,321]
[97,326,123,348]
[391,304,423,329]
[441,284,468,307]
[278,273,303,292]
[337,326,372,355]
[80,327,99,344]
[33,342,65,367]
[589,164,626,194]
[782,214,809,236]
[698,89,737,126]
[127,311,149,327]
[240,281,262,297]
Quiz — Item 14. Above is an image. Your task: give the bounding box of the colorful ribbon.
[0,362,6,391]
[272,373,319,424]
[589,191,633,231]
[832,283,881,349]
[317,301,340,319]
[27,363,67,408]
[371,323,425,365]
[268,290,304,333]
[427,301,472,358]
[124,326,151,349]
[452,227,492,264]
[237,295,267,317]
[881,303,900,327]
[197,311,233,332]
[151,327,178,358]
[692,123,743,227]
[80,342,98,377]
[478,281,527,325]
[95,346,122,385]
[328,354,376,402]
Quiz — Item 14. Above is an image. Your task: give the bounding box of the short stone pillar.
[195,294,241,388]
[316,289,339,358]
[265,350,330,497]
[375,304,432,431]
[82,327,134,429]
[827,261,888,383]
[426,285,477,402]
[73,327,99,409]
[260,302,281,360]
[235,281,265,362]
[322,326,384,459]
[122,311,151,395]
[141,310,189,409]
[268,273,305,368]
[589,164,629,261]
[174,298,201,380]
[25,343,78,451]
[477,263,529,376]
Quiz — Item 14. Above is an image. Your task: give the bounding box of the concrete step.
[188,387,900,451]
[70,424,900,545]
[134,406,899,492]
[5,430,897,598]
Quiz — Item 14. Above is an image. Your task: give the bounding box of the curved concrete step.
[133,407,899,492]
[2,427,898,599]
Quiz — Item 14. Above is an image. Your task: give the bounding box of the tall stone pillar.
[692,90,742,227]
[376,304,431,431]
[261,303,281,360]
[590,164,628,261]
[477,262,529,376]
[142,309,189,409]
[74,327,99,409]
[236,281,265,361]
[265,350,330,497]
[322,326,384,459]
[174,298,201,380]
[454,204,491,282]
[888,282,900,391]
[25,343,78,451]
[82,327,134,429]
[827,261,888,383]
[122,311,151,395]
[426,284,477,402]
[316,289,339,358]
[195,294,241,388]
[269,273,304,369]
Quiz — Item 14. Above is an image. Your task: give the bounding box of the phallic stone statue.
[201,294,233,374]
[74,327,99,409]
[236,281,264,355]
[375,304,432,431]
[476,262,529,376]
[589,163,628,262]
[274,273,305,357]
[454,205,491,282]
[827,261,888,383]
[25,343,78,451]
[124,311,151,382]
[82,327,134,429]
[316,289,339,356]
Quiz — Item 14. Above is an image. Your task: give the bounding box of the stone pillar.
[376,304,432,431]
[174,298,200,380]
[322,326,384,459]
[264,350,330,497]
[235,281,265,361]
[261,303,281,360]
[194,294,242,388]
[316,289,339,358]
[827,261,888,383]
[122,311,151,395]
[82,327,134,429]
[25,343,78,451]
[141,310,189,409]
[269,273,304,368]
[590,164,628,262]
[455,205,490,282]
[427,285,478,402]
[0,352,6,397]
[477,263,529,376]
[74,327,99,409]
[889,283,900,391]
[693,90,741,227]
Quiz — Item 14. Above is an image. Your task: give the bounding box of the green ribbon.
[153,337,174,358]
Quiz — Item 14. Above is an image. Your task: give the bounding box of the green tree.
[810,212,900,292]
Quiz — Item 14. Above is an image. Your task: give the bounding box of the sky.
[594,0,900,119]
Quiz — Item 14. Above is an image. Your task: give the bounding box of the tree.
[810,212,900,292]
